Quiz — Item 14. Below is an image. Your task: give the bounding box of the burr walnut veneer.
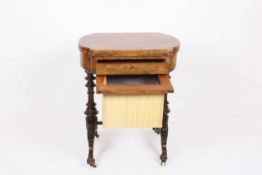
[78,33,180,167]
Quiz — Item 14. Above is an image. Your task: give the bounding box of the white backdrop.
[0,0,262,175]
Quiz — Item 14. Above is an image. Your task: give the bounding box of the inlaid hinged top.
[79,33,180,74]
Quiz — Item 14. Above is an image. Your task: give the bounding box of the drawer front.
[95,59,170,75]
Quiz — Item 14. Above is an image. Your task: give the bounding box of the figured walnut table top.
[79,33,180,73]
[79,33,179,52]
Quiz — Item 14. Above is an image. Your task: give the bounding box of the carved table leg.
[160,93,170,166]
[85,71,98,168]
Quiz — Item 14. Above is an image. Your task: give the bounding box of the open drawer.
[96,74,173,128]
[96,74,173,94]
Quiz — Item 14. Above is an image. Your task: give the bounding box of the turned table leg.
[160,93,170,166]
[85,71,98,168]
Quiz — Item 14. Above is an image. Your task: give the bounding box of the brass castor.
[161,161,166,167]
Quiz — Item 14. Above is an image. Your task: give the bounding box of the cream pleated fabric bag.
[102,94,164,128]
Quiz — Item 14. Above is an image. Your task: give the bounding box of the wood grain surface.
[79,33,180,73]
